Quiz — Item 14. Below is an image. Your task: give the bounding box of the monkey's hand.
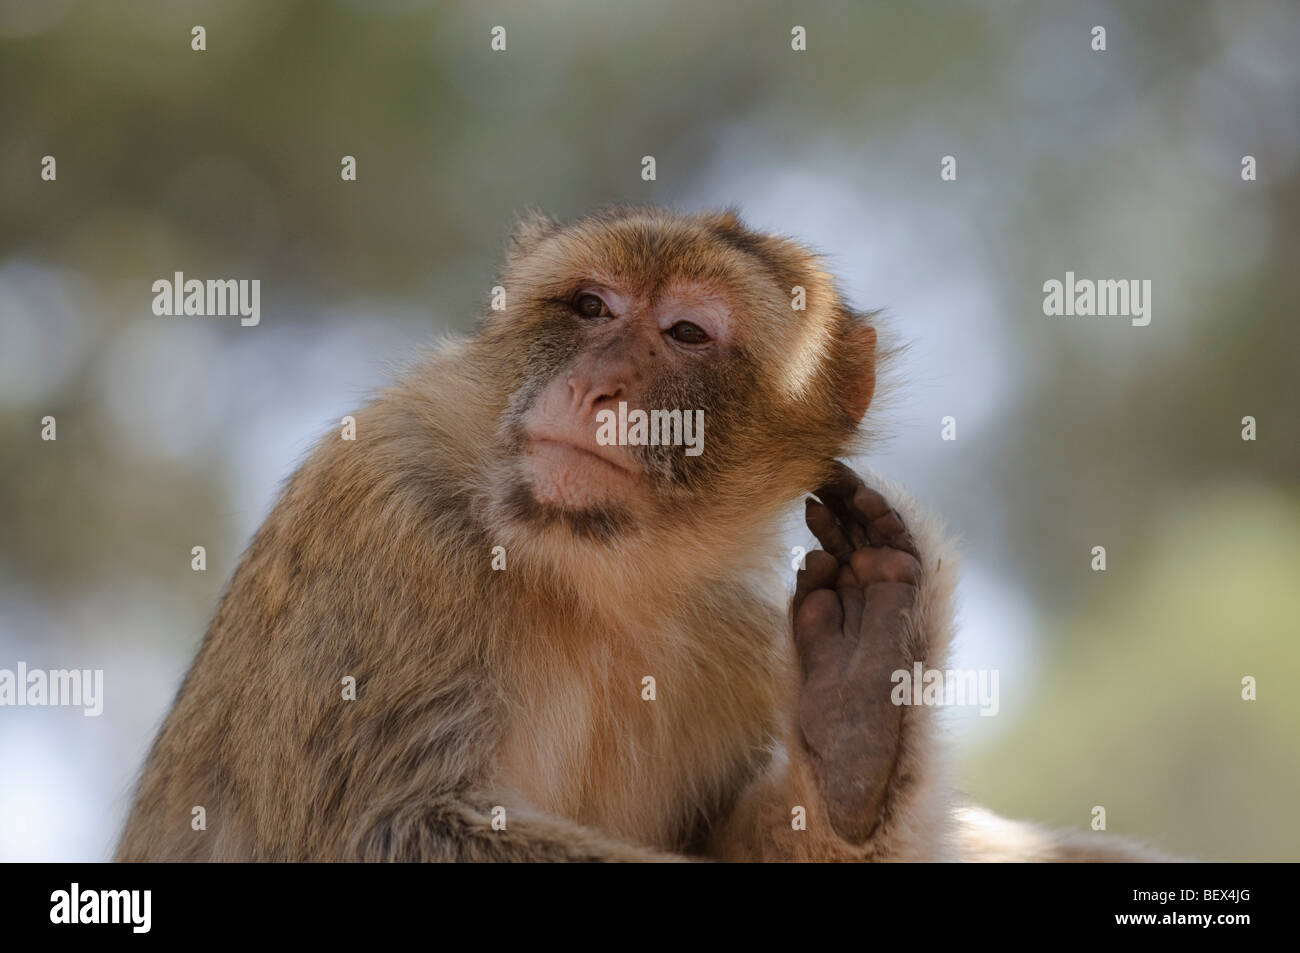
[793,462,923,846]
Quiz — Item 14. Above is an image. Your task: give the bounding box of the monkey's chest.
[493,654,762,851]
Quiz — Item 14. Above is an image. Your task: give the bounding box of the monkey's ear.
[698,207,745,233]
[508,209,558,258]
[839,320,877,427]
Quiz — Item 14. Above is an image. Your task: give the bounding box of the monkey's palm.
[792,463,922,845]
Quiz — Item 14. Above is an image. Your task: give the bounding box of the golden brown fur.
[116,206,1167,862]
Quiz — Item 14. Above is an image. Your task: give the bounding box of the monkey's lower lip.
[528,438,638,478]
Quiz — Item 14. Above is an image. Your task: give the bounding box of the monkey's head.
[473,206,879,578]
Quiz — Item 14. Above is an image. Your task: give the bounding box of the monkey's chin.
[522,439,640,511]
[499,447,641,545]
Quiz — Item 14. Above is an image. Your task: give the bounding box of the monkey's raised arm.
[710,464,1171,863]
[707,463,958,861]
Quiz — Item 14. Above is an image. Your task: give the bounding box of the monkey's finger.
[848,483,891,521]
[805,499,854,563]
[792,549,840,622]
[814,489,868,551]
[818,464,918,558]
[811,460,873,543]
[852,486,919,559]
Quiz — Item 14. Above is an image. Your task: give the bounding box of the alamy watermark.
[891,663,999,716]
[595,401,705,456]
[0,662,103,716]
[151,272,260,326]
[1042,271,1151,327]
[50,883,150,933]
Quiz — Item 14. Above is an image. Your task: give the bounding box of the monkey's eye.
[669,321,710,345]
[573,293,611,319]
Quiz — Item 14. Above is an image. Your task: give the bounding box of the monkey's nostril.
[593,386,626,406]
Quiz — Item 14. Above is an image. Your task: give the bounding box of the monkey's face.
[495,277,751,543]
[480,208,878,548]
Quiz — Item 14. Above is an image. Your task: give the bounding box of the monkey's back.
[116,372,510,861]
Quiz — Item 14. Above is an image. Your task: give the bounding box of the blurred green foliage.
[961,487,1300,861]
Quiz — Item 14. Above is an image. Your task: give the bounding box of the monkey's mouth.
[526,437,640,479]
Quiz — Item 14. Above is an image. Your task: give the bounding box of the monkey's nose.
[568,376,628,413]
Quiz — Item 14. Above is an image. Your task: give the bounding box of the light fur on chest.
[493,618,781,849]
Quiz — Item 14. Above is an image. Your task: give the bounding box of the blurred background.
[1,0,1297,861]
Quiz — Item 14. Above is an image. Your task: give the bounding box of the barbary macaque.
[117,206,1166,861]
